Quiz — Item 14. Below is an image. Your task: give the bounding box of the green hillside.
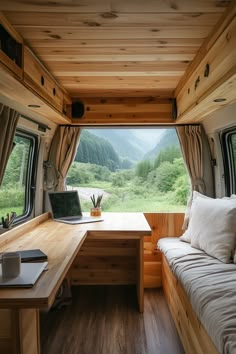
[75,130,120,171]
[90,129,145,161]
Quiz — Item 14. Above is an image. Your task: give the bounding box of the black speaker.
[172,98,178,120]
[71,101,85,118]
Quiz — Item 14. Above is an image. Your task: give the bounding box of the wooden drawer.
[24,47,64,113]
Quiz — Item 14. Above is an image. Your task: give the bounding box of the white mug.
[1,252,21,278]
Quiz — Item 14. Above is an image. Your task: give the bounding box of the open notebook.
[0,262,48,288]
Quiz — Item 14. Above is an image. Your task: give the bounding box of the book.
[0,249,48,263]
[17,249,48,262]
[0,261,48,288]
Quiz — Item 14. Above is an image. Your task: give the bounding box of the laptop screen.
[48,191,82,219]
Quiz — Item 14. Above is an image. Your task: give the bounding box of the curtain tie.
[192,178,206,193]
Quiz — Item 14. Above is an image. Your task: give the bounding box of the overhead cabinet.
[24,47,64,114]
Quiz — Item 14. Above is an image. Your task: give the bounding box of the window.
[67,128,190,212]
[0,130,38,223]
[221,128,236,195]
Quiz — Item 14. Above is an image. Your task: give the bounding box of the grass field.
[73,181,186,213]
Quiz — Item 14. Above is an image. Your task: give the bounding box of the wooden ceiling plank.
[47,61,190,74]
[79,97,172,105]
[70,90,174,98]
[176,4,236,122]
[0,0,229,13]
[56,71,184,77]
[39,54,194,62]
[33,46,198,55]
[109,0,231,13]
[5,12,221,27]
[14,26,211,40]
[25,38,204,48]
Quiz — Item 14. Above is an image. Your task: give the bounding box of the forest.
[67,142,190,212]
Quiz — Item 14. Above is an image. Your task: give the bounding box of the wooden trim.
[162,255,219,354]
[137,237,144,312]
[0,213,50,247]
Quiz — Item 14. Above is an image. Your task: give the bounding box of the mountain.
[144,129,179,160]
[87,129,163,161]
[75,130,120,171]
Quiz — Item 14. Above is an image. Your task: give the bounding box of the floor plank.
[41,286,185,354]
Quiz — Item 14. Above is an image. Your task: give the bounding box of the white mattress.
[158,237,236,354]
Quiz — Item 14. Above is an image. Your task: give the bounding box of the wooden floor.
[41,286,185,354]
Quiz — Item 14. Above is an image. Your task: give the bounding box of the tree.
[154,145,181,169]
[147,158,185,193]
[136,160,152,179]
[173,174,190,205]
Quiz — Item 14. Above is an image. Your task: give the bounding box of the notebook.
[0,261,48,288]
[48,191,103,224]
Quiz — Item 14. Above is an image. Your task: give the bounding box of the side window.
[221,129,236,195]
[232,134,236,172]
[0,130,38,223]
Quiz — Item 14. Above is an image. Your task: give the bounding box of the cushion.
[190,197,236,263]
[180,191,212,243]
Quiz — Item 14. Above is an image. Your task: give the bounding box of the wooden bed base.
[162,255,219,354]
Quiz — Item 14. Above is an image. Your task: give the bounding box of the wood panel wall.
[162,255,219,354]
[69,213,184,288]
[144,213,184,288]
[0,310,12,354]
[70,239,137,285]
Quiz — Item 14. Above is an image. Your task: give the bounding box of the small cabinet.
[24,47,64,113]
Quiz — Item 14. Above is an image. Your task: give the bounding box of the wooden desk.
[0,212,151,354]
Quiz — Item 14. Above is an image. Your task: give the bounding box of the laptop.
[48,191,103,224]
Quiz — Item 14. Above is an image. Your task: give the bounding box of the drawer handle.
[53,87,56,96]
[41,76,45,86]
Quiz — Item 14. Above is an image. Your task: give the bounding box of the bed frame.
[162,255,219,354]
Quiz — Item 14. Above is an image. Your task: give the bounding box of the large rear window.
[67,128,190,212]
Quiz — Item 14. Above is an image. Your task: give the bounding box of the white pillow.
[190,197,236,263]
[180,191,212,243]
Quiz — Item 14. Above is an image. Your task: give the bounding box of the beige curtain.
[46,126,81,191]
[0,104,19,186]
[177,125,214,229]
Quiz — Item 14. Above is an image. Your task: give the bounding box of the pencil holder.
[90,207,102,217]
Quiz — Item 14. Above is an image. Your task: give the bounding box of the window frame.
[2,129,38,224]
[220,127,236,196]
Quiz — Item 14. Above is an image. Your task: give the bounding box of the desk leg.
[12,309,41,354]
[137,237,144,313]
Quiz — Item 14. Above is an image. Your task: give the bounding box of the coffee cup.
[1,252,21,278]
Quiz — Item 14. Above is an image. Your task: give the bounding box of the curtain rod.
[21,115,51,132]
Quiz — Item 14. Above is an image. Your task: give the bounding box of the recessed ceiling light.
[28,104,41,108]
[213,98,226,103]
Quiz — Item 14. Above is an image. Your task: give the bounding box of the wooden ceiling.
[0,0,232,98]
